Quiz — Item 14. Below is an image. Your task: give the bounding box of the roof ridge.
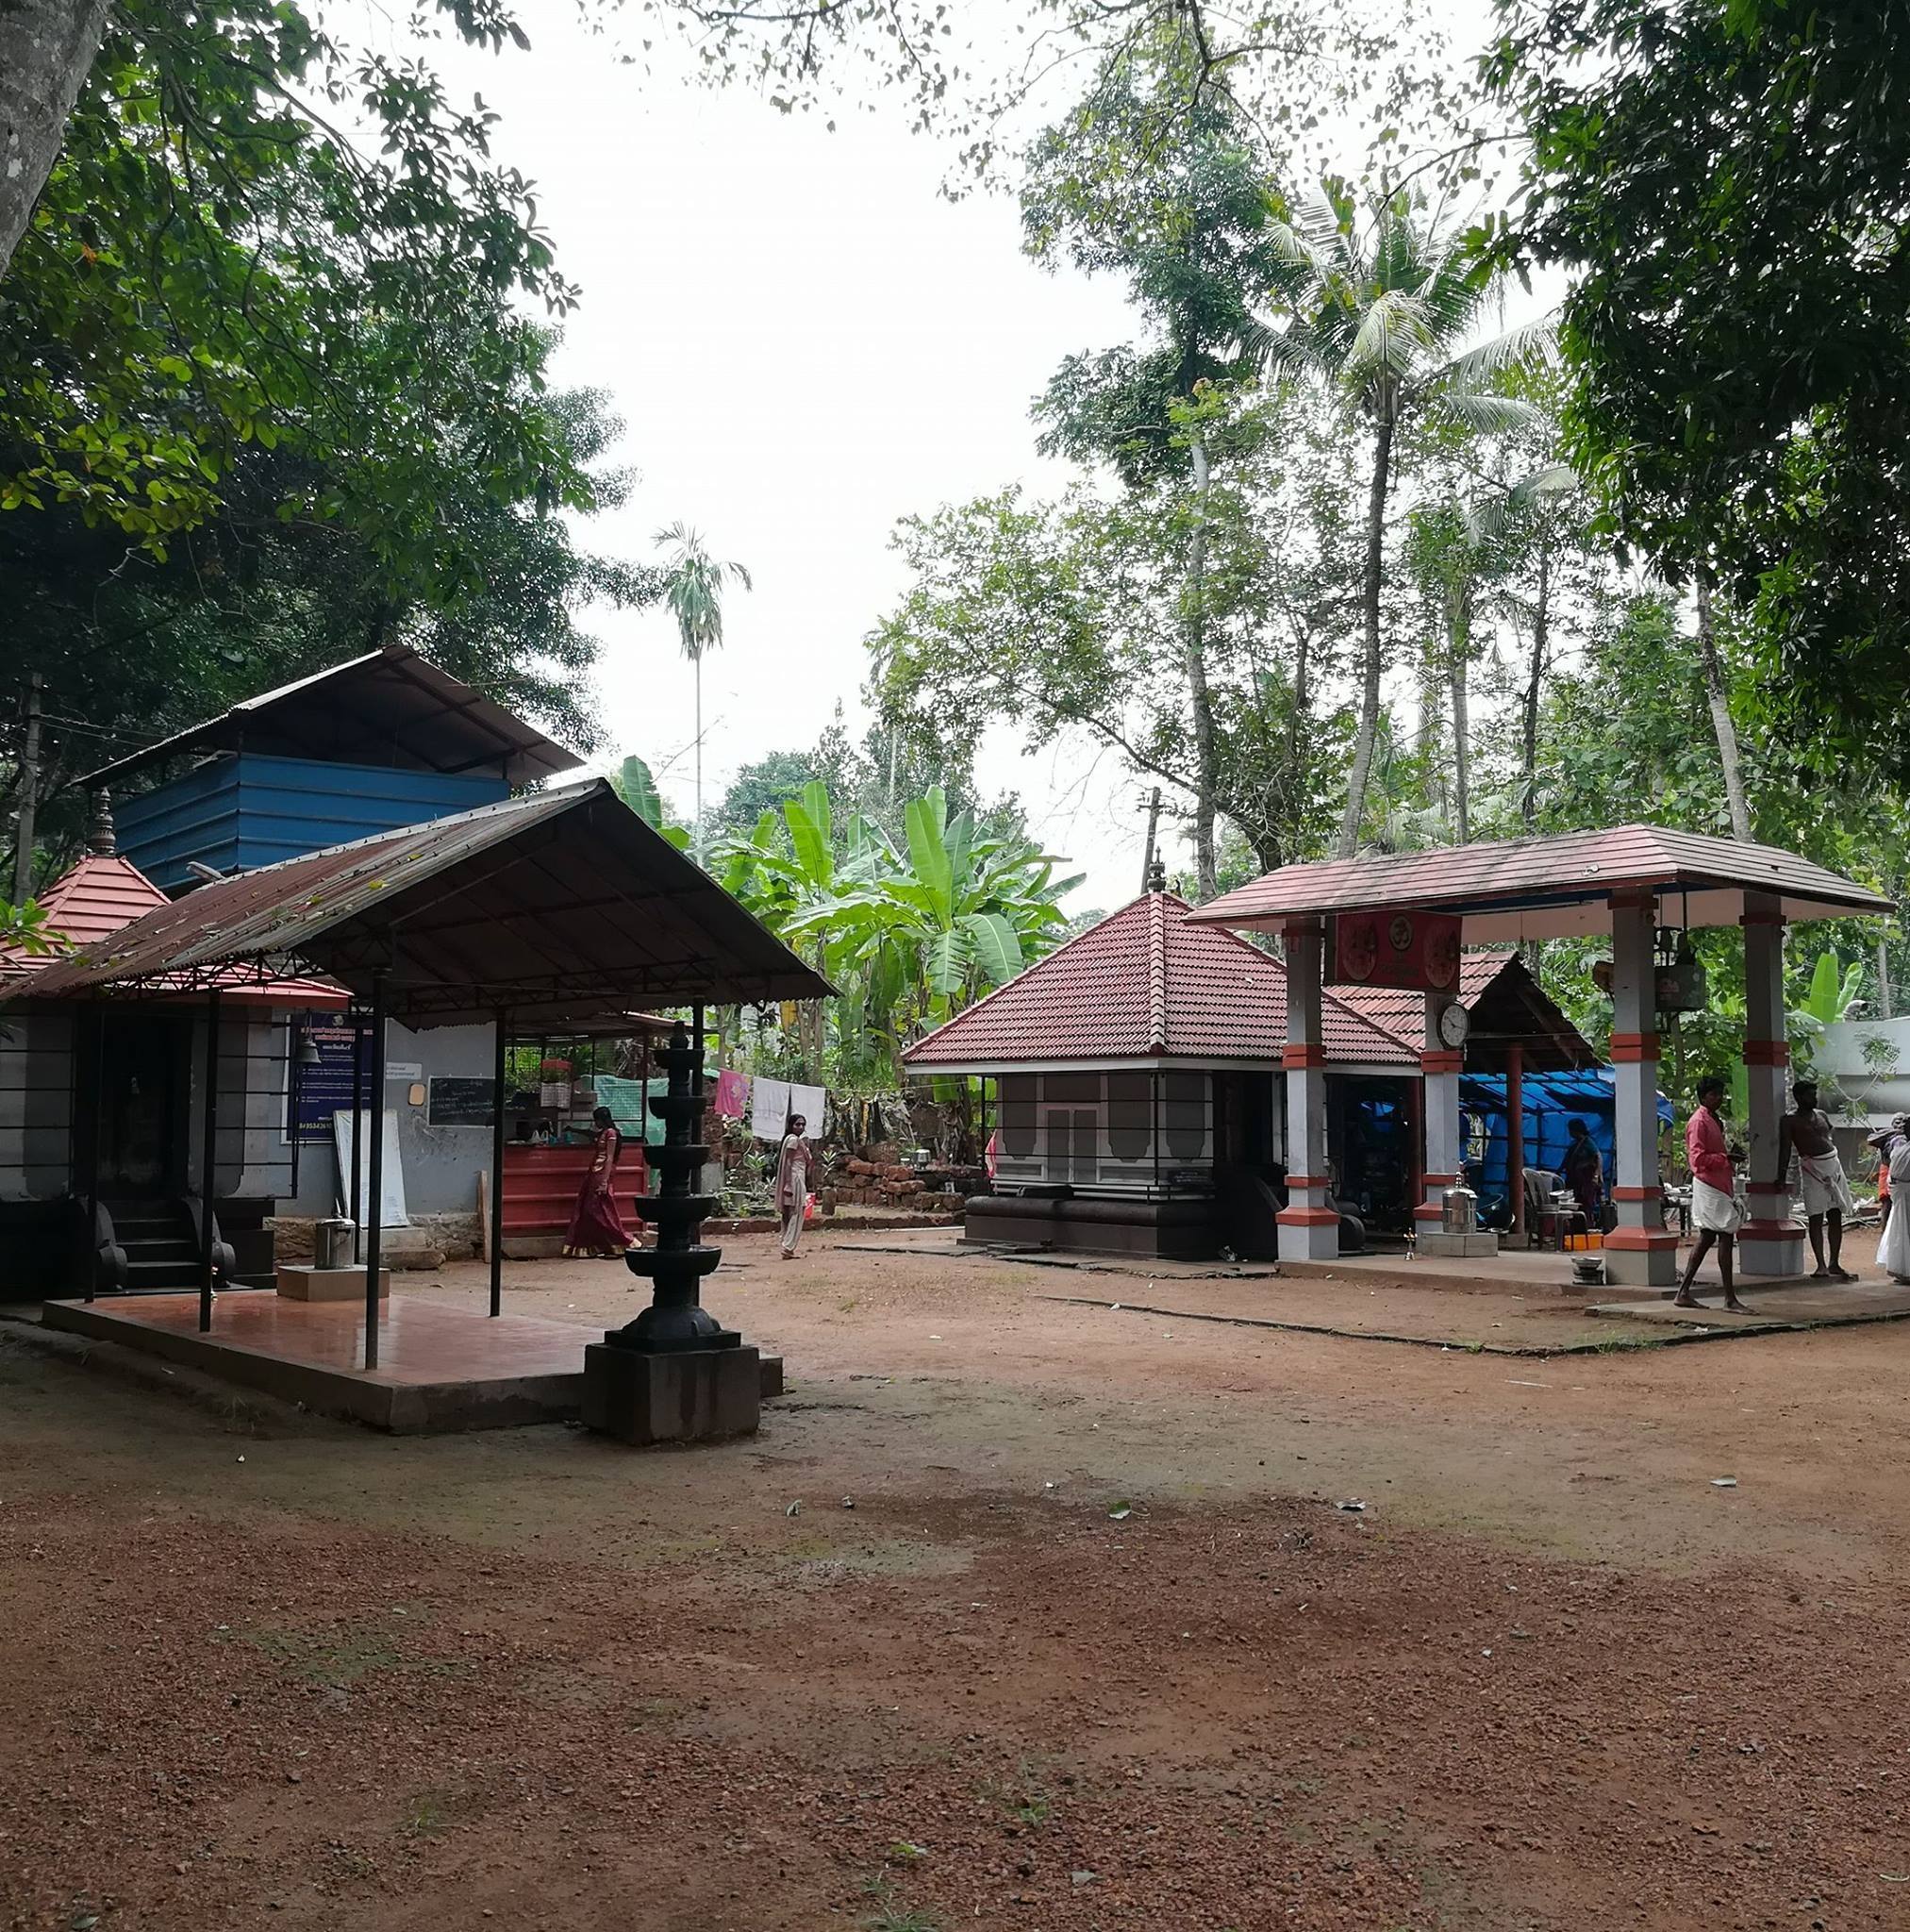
[1146,891,1169,1053]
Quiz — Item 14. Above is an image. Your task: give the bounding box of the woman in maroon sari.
[564,1108,633,1257]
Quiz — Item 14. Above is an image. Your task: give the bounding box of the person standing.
[1780,1078,1858,1280]
[1562,1118,1605,1229]
[1873,1115,1910,1284]
[775,1111,815,1260]
[563,1107,634,1258]
[1674,1075,1751,1312]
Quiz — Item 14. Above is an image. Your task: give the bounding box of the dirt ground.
[5,1233,1910,1931]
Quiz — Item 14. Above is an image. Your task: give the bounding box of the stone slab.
[1416,1230,1500,1258]
[582,1341,761,1445]
[276,1264,390,1302]
[758,1353,785,1399]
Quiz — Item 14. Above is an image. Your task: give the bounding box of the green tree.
[655,524,752,865]
[1487,0,1910,783]
[1249,183,1543,855]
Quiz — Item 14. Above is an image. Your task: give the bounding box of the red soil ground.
[4,1232,1908,1930]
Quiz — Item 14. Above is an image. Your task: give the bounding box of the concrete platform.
[42,1291,587,1434]
[276,1264,389,1302]
[1588,1276,1910,1331]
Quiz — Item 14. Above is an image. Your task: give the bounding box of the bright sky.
[408,4,1511,912]
[414,12,1146,909]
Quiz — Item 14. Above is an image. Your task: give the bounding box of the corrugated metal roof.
[8,780,828,1027]
[1190,824,1894,941]
[901,892,1415,1070]
[80,643,585,789]
[2,848,348,1008]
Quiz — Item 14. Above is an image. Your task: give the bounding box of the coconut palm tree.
[655,523,752,863]
[1248,185,1549,856]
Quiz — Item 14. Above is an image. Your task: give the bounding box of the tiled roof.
[902,892,1415,1069]
[1190,823,1892,941]
[1331,950,1510,1043]
[17,852,169,952]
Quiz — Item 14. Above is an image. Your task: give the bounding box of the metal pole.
[199,990,221,1332]
[288,1016,302,1200]
[348,1006,364,1255]
[11,672,42,902]
[489,1008,507,1318]
[363,972,387,1370]
[1506,1043,1527,1243]
[82,1005,105,1301]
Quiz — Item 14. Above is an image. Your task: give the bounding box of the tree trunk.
[1185,432,1220,900]
[1337,412,1396,858]
[1520,544,1551,830]
[1695,578,1752,841]
[0,0,109,281]
[1448,584,1472,844]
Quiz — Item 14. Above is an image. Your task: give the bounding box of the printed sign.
[1328,909,1462,991]
[289,1012,372,1144]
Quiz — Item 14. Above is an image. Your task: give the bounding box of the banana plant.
[610,754,691,851]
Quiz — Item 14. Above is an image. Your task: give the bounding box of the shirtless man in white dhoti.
[1674,1076,1752,1312]
[1781,1078,1858,1280]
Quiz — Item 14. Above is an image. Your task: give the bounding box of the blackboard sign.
[427,1076,496,1127]
[290,1012,371,1144]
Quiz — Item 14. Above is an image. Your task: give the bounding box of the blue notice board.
[291,1011,370,1143]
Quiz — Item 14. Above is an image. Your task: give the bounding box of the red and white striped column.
[1603,889,1681,1286]
[1278,916,1339,1261]
[1739,891,1805,1275]
[1415,992,1465,1240]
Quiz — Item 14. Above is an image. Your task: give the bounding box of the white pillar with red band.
[1739,891,1805,1276]
[1603,889,1680,1286]
[1278,916,1338,1261]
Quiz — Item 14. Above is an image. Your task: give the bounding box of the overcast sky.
[403,5,1512,912]
[405,11,1152,909]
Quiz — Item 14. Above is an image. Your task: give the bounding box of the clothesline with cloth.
[748,1075,826,1141]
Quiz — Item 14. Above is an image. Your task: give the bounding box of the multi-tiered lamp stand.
[581,1015,762,1442]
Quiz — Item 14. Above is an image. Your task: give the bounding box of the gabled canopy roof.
[79,644,584,789]
[1334,949,1595,1073]
[1191,824,1893,942]
[8,781,828,1027]
[2,848,346,1008]
[901,891,1415,1072]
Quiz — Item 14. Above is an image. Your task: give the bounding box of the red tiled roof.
[9,852,169,957]
[1190,824,1892,942]
[1331,950,1511,1043]
[901,893,1415,1069]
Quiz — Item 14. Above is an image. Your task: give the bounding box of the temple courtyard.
[4,1232,1908,1931]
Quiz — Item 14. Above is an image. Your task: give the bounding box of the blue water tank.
[117,753,509,891]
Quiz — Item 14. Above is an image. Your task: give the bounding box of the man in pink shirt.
[1674,1075,1751,1312]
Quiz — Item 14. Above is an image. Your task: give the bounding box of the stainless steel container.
[315,1217,356,1270]
[1440,1184,1477,1235]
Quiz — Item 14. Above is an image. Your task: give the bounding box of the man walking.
[1781,1078,1858,1280]
[1674,1075,1751,1312]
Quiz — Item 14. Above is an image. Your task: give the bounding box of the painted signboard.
[1327,909,1462,992]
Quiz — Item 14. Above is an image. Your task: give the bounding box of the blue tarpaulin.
[1459,1070,1675,1226]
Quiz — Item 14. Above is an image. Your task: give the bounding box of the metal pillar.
[1603,890,1679,1286]
[347,1005,365,1255]
[1506,1042,1527,1244]
[489,1008,507,1318]
[80,1005,105,1300]
[1740,892,1806,1275]
[1278,916,1337,1260]
[198,990,221,1332]
[363,972,387,1370]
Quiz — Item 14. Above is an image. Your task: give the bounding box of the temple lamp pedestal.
[582,1019,761,1445]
